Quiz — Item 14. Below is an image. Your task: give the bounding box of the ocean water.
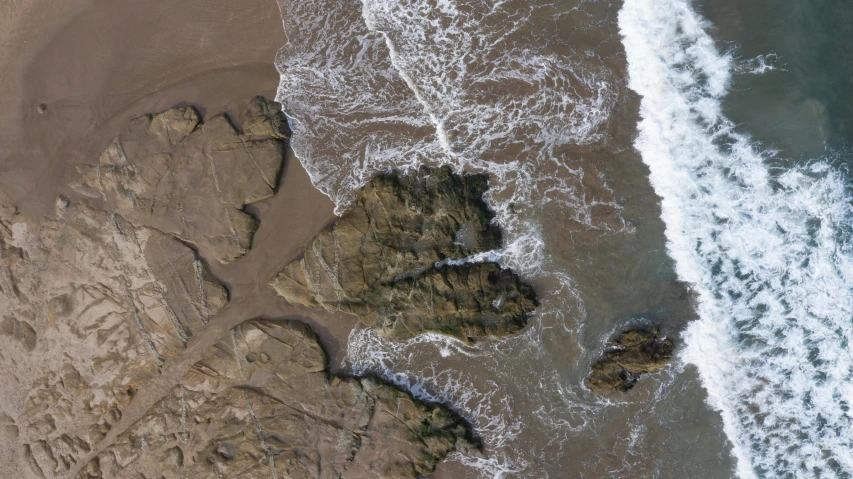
[622,0,853,476]
[273,0,853,477]
[700,0,853,161]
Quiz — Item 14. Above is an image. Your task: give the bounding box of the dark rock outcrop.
[271,166,538,341]
[586,329,673,394]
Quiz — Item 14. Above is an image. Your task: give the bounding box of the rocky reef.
[271,166,538,341]
[586,329,674,394]
[0,99,478,478]
[0,196,230,479]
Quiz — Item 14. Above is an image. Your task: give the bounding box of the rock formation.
[271,166,538,341]
[0,99,478,478]
[73,97,290,264]
[0,198,228,479]
[92,319,479,478]
[585,329,673,394]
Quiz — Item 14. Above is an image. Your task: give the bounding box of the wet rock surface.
[0,99,477,478]
[586,329,674,394]
[271,166,538,341]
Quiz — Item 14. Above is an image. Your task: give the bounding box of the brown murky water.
[273,0,736,477]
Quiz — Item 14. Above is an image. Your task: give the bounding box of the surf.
[274,0,623,474]
[619,0,853,477]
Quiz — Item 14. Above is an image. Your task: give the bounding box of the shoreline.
[0,0,742,477]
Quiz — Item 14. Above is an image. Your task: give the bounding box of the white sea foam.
[358,0,623,275]
[341,275,596,476]
[276,0,624,273]
[620,0,853,477]
[275,0,442,211]
[273,0,643,476]
[346,328,524,448]
[740,53,783,75]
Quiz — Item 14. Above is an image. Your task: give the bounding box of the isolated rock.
[73,96,290,264]
[271,166,537,341]
[586,329,673,394]
[94,319,480,478]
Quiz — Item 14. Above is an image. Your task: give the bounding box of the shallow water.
[272,0,853,477]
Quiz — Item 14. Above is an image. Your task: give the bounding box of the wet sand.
[1,0,737,477]
[0,0,351,342]
[1,0,286,214]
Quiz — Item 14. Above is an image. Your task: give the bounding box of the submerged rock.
[74,96,290,264]
[271,165,538,341]
[586,329,673,394]
[98,319,481,478]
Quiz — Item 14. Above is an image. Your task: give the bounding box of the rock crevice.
[272,166,538,341]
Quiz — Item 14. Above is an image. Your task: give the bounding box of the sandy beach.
[0,1,701,477]
[0,2,376,476]
[7,0,820,476]
[1,0,285,213]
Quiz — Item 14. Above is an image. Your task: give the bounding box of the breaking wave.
[271,0,717,476]
[620,0,853,477]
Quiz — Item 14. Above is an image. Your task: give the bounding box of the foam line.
[620,0,853,477]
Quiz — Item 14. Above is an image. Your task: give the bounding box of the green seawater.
[701,0,853,161]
